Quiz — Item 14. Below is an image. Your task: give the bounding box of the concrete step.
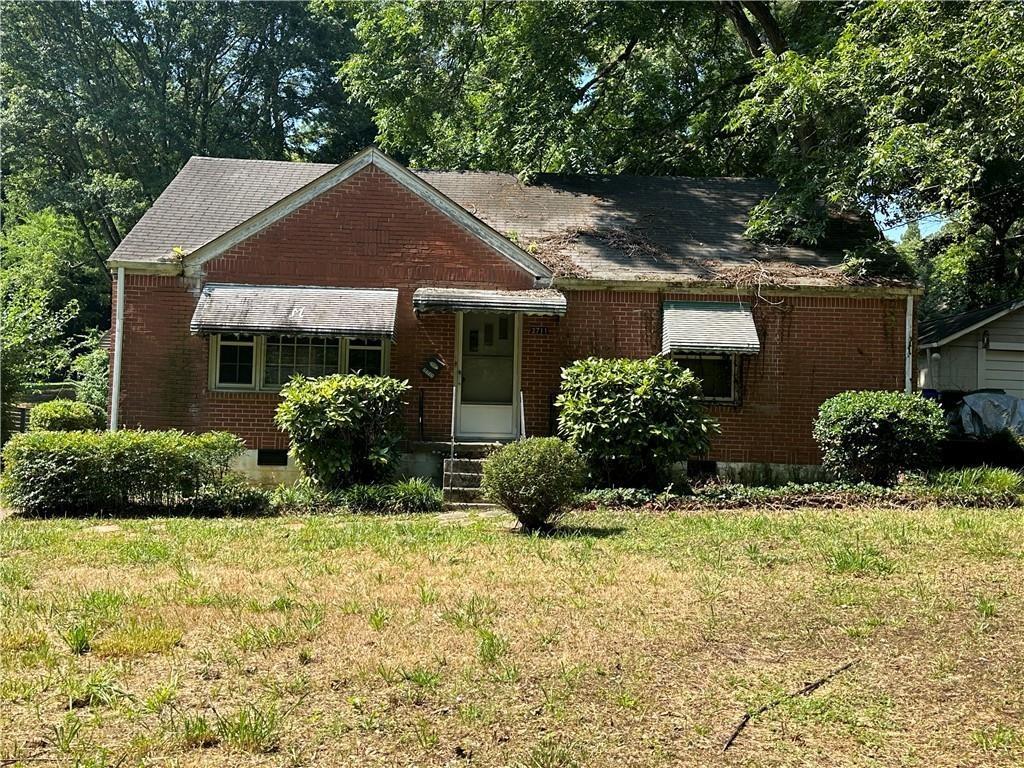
[446,471,482,488]
[443,486,486,504]
[444,458,485,473]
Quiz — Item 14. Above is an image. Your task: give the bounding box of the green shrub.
[481,437,585,532]
[0,429,245,516]
[185,474,272,517]
[274,374,409,489]
[270,478,346,514]
[574,487,658,509]
[927,466,1024,495]
[343,478,443,515]
[28,399,105,431]
[72,333,110,412]
[813,390,946,486]
[556,357,717,488]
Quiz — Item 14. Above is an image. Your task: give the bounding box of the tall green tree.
[338,0,838,176]
[2,0,375,264]
[731,1,1024,311]
[341,0,1024,311]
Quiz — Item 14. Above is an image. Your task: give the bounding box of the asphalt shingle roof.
[110,155,879,286]
[919,298,1024,346]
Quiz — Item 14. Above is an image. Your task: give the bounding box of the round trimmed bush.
[813,390,946,486]
[556,356,718,488]
[481,437,585,532]
[28,399,105,431]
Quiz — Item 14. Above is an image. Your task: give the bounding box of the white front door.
[456,312,520,439]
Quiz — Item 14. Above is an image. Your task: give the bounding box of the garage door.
[985,349,1024,397]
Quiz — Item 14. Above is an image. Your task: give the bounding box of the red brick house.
[107,147,917,484]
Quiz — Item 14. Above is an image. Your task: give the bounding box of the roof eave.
[107,259,183,276]
[552,276,923,298]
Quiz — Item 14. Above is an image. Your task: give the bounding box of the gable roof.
[919,298,1024,348]
[110,148,551,281]
[109,149,892,289]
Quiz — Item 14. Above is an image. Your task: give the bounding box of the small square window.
[347,337,384,376]
[217,334,255,387]
[672,354,736,401]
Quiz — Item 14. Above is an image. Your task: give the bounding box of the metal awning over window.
[413,287,567,316]
[190,283,398,338]
[662,301,760,355]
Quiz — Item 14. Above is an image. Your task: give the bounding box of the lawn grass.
[1,505,1022,766]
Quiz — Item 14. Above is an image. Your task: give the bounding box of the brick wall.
[547,289,909,465]
[114,165,911,466]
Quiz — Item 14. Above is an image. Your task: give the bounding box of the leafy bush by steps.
[274,374,409,489]
[556,357,717,489]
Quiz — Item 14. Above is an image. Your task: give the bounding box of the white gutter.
[904,294,914,394]
[110,266,125,431]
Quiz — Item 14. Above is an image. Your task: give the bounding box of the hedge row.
[0,429,264,516]
[574,477,1024,512]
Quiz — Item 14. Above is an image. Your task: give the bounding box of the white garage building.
[918,299,1024,397]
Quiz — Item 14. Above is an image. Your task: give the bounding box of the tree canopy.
[1,0,375,259]
[342,0,1024,310]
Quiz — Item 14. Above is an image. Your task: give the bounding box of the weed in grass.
[297,647,314,665]
[401,665,440,689]
[143,675,178,713]
[60,621,97,655]
[216,702,280,753]
[267,595,297,612]
[1,617,48,653]
[0,560,33,590]
[368,603,392,631]
[490,661,521,684]
[77,589,127,623]
[235,623,290,652]
[95,617,182,657]
[413,718,439,749]
[299,603,325,637]
[973,724,1024,751]
[261,672,309,699]
[64,667,127,709]
[376,662,402,684]
[825,540,895,576]
[478,628,509,665]
[458,701,485,723]
[178,713,219,748]
[614,689,641,710]
[51,713,82,752]
[519,737,579,768]
[442,594,498,630]
[417,581,439,606]
[975,594,999,633]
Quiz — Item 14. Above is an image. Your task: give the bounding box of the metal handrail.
[519,390,526,440]
[448,384,457,493]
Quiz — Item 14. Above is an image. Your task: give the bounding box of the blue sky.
[879,213,945,242]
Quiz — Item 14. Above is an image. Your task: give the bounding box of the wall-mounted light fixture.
[421,355,446,380]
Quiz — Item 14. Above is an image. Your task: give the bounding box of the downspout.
[904,294,914,394]
[110,266,125,431]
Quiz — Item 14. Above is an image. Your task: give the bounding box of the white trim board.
[180,147,552,283]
